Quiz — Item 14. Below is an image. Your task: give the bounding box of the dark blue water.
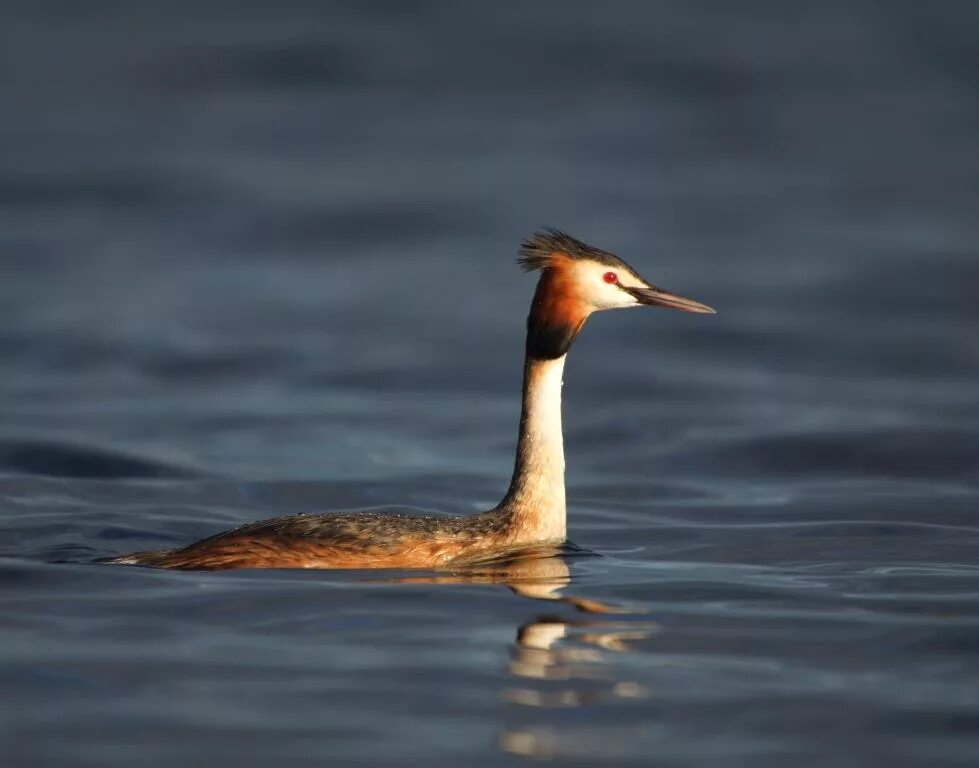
[2,2,978,765]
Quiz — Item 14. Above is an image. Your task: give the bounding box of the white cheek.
[595,282,638,310]
[616,271,646,291]
[573,263,640,310]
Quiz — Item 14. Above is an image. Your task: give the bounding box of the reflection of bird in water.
[102,230,713,570]
[382,546,634,613]
[385,553,658,761]
[501,611,654,761]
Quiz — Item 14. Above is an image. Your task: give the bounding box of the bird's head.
[518,228,714,359]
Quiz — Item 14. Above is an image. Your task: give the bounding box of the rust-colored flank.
[103,230,713,571]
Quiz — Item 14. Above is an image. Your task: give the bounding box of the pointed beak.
[624,285,716,314]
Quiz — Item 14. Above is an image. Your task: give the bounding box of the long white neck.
[499,354,567,543]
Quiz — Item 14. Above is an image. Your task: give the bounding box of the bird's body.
[111,511,515,570]
[104,230,713,570]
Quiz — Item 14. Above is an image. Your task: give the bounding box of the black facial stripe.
[622,284,657,300]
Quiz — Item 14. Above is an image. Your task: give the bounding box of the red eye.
[603,271,618,284]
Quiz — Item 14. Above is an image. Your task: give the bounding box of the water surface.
[2,2,978,766]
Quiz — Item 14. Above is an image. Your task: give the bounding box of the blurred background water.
[2,1,978,766]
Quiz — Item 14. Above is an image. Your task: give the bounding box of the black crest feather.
[517,228,631,273]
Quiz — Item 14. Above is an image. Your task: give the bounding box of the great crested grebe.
[103,229,713,570]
